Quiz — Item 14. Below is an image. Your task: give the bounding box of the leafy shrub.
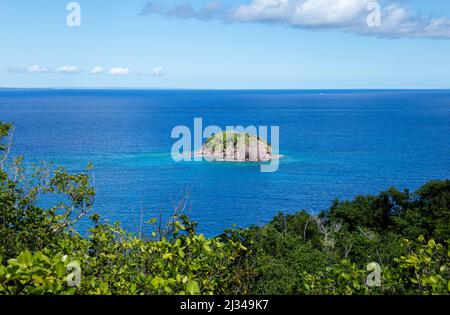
[0,250,77,295]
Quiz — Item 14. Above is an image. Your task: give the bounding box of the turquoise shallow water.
[1,89,450,236]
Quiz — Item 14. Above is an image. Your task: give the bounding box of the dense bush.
[0,121,449,295]
[241,182,450,294]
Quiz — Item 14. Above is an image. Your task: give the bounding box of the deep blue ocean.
[1,89,449,236]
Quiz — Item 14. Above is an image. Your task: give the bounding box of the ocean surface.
[1,89,449,236]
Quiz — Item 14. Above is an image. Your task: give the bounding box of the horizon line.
[1,87,450,91]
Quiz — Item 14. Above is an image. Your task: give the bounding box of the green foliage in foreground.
[0,121,449,295]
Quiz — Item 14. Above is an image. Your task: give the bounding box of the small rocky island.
[196,131,280,162]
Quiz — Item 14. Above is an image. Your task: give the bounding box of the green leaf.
[429,275,439,284]
[18,250,33,267]
[55,263,65,278]
[7,258,19,266]
[63,288,77,295]
[186,280,200,295]
[146,218,157,224]
[203,244,212,252]
[31,274,44,283]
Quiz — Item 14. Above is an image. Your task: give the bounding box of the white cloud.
[90,66,104,75]
[151,67,164,76]
[233,0,368,26]
[233,0,450,38]
[141,0,450,39]
[55,65,80,74]
[8,64,50,74]
[109,67,130,75]
[26,64,50,73]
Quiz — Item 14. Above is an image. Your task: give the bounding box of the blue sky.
[1,0,450,89]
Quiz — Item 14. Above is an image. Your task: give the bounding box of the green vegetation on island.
[200,131,277,162]
[0,121,449,295]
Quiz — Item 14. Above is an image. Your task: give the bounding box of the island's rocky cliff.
[197,131,278,162]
